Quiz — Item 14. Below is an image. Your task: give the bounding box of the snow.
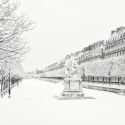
[0,79,125,125]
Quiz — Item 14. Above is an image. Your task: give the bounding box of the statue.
[55,53,84,99]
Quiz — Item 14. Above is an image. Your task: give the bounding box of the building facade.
[42,26,125,81]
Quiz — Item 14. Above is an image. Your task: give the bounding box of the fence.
[0,72,22,97]
[83,76,125,84]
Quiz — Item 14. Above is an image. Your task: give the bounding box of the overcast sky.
[19,0,125,72]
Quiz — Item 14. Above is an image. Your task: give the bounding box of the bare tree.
[0,0,34,64]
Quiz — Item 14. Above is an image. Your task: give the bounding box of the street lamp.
[77,52,83,88]
[8,69,11,98]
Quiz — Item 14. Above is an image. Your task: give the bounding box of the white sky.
[18,0,125,72]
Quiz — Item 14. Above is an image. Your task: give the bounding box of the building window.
[115,53,116,57]
[123,50,125,55]
[123,39,125,42]
[122,39,124,43]
[115,53,117,56]
[117,52,119,56]
[117,52,118,56]
[115,41,117,45]
[121,51,123,55]
[120,51,122,56]
[118,51,120,56]
[120,40,123,44]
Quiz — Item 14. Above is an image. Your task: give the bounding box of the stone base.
[62,90,84,98]
[54,94,95,100]
[54,89,86,100]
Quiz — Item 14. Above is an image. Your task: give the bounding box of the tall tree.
[0,0,34,63]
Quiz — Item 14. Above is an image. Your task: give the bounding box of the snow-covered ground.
[0,79,125,125]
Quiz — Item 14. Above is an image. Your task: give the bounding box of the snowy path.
[0,79,125,125]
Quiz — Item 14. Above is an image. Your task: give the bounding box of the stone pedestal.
[61,77,84,99]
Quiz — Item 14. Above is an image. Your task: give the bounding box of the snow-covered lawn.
[0,79,125,125]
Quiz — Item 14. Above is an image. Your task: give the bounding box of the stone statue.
[64,54,81,81]
[59,53,84,99]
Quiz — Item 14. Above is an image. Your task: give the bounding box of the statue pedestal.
[62,89,84,99]
[62,78,84,99]
[55,77,84,100]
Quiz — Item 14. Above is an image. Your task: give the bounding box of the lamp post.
[8,69,11,98]
[77,52,83,89]
[1,75,3,92]
[109,61,113,86]
[1,69,4,98]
